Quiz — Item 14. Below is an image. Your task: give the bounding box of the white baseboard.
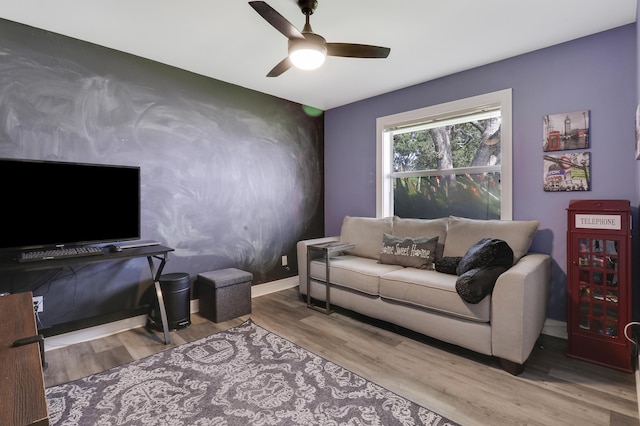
[45,275,563,351]
[43,315,149,352]
[251,276,298,297]
[44,276,300,352]
[541,318,567,339]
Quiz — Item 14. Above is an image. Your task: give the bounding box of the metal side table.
[306,241,355,314]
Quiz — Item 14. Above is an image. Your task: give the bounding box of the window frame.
[375,88,513,220]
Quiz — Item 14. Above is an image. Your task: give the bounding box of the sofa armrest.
[491,253,551,365]
[296,236,340,288]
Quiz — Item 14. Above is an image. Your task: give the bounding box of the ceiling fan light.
[289,42,326,70]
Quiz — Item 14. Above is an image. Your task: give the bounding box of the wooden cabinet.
[566,199,632,373]
[0,292,49,425]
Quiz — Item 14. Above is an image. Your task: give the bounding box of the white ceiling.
[0,0,636,110]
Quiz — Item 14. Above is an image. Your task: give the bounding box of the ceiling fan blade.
[249,1,304,40]
[267,57,293,77]
[326,43,391,59]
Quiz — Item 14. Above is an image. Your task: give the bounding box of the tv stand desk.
[0,245,175,345]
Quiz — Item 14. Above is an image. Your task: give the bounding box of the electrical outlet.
[281,255,288,267]
[33,296,43,313]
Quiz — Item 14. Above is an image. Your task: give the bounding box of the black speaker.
[147,272,191,331]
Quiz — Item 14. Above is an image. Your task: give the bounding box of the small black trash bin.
[148,272,191,331]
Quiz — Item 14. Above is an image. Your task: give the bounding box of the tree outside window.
[392,113,501,219]
[376,89,512,220]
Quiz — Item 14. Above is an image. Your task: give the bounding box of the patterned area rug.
[46,319,460,425]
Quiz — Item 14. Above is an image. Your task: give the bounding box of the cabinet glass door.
[576,237,619,336]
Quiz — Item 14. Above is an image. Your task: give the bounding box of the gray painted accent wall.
[0,19,324,330]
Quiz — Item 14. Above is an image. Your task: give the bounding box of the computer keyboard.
[19,246,104,263]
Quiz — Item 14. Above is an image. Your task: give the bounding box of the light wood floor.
[44,287,638,426]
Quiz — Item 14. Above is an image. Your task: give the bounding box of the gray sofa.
[297,215,551,375]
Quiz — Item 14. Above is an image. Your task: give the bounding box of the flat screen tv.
[0,158,140,252]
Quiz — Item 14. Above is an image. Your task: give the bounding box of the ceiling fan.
[249,0,391,77]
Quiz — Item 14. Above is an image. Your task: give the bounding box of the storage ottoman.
[197,268,253,322]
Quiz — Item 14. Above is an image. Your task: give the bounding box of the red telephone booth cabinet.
[566,199,632,372]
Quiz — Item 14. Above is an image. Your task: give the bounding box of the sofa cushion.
[455,266,509,304]
[443,216,539,263]
[309,255,402,296]
[378,234,438,269]
[435,256,462,275]
[392,216,448,260]
[340,216,393,260]
[379,268,491,322]
[456,238,514,275]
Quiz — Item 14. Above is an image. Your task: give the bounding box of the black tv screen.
[0,158,140,251]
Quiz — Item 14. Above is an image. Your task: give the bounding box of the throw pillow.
[392,216,448,261]
[456,266,509,304]
[435,256,462,275]
[443,216,539,264]
[378,234,438,269]
[456,238,514,276]
[339,216,393,260]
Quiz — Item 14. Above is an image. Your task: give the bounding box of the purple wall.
[637,0,640,104]
[324,24,637,322]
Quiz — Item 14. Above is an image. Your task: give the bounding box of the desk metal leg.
[147,254,170,345]
[306,250,312,309]
[306,247,333,315]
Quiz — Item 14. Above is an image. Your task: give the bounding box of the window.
[376,89,512,220]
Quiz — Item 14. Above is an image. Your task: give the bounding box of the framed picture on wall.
[543,151,591,192]
[635,105,640,160]
[543,110,590,152]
